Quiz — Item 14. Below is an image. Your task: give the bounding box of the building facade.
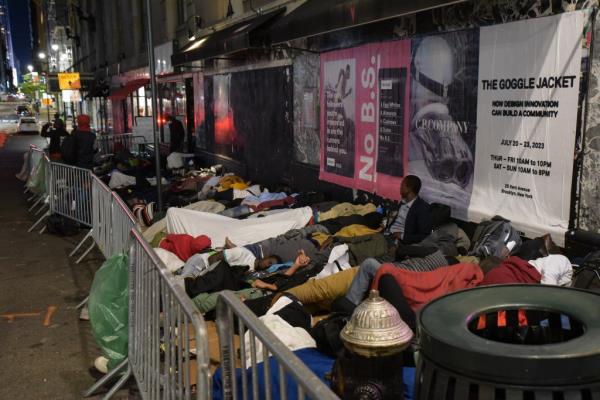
[35,0,600,246]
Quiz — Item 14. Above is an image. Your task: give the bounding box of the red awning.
[109,78,149,101]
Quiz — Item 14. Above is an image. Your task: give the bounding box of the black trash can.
[415,285,600,399]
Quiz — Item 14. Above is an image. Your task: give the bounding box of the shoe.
[94,356,109,374]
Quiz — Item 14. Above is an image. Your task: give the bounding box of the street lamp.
[38,52,46,59]
[27,65,34,72]
[51,43,59,51]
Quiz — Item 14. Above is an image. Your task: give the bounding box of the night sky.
[7,0,33,76]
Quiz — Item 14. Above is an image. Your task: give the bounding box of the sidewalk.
[0,135,130,399]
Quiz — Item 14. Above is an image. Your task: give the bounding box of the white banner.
[469,11,585,246]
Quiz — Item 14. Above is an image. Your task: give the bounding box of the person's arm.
[402,203,433,244]
[282,249,311,276]
[252,279,278,291]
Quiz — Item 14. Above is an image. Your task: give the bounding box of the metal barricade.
[109,191,138,257]
[84,229,211,400]
[87,175,113,260]
[79,175,138,264]
[97,134,149,156]
[216,291,340,400]
[47,162,94,263]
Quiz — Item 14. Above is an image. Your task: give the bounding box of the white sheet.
[166,206,313,247]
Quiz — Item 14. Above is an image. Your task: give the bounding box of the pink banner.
[320,40,411,200]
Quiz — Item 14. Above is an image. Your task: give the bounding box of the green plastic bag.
[25,156,46,196]
[88,253,129,371]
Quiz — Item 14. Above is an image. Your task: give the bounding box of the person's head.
[255,255,283,271]
[53,113,61,120]
[53,118,65,130]
[77,114,91,132]
[400,175,421,199]
[165,113,174,123]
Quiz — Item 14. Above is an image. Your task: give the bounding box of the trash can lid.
[418,285,600,386]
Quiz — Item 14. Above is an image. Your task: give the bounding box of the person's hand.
[252,280,267,289]
[294,249,311,268]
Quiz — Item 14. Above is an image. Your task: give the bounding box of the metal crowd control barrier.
[84,175,139,264]
[110,191,138,257]
[84,228,211,400]
[90,175,113,259]
[97,133,149,156]
[76,178,141,308]
[216,291,339,400]
[46,162,94,263]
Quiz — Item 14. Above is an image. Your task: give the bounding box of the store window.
[131,85,153,117]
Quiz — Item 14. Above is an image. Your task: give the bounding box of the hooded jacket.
[72,115,96,169]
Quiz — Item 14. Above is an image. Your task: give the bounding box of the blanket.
[372,263,483,311]
[166,206,313,247]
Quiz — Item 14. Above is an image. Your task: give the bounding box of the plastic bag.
[25,156,46,195]
[88,253,129,370]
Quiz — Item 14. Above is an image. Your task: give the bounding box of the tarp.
[166,206,313,247]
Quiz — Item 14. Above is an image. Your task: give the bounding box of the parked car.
[18,117,38,134]
[16,104,32,116]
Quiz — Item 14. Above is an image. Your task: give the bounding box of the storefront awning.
[171,8,285,66]
[270,0,468,44]
[109,78,149,101]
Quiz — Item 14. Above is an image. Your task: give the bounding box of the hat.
[77,114,91,131]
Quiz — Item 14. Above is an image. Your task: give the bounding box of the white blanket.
[166,206,313,247]
[142,201,226,242]
[244,314,315,366]
[529,254,573,286]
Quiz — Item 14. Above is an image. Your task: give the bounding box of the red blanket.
[159,234,211,261]
[372,263,483,311]
[480,256,541,286]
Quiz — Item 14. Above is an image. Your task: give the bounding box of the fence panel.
[129,229,211,400]
[91,175,113,259]
[48,162,93,226]
[110,192,138,257]
[216,291,340,400]
[97,134,149,156]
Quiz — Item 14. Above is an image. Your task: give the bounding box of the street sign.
[42,98,52,106]
[58,72,81,90]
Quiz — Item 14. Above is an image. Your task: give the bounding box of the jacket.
[387,197,433,244]
[72,129,96,170]
[42,126,68,154]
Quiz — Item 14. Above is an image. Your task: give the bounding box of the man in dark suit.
[386,175,432,244]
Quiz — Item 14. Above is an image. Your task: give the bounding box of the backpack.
[46,214,79,236]
[469,216,522,258]
[310,312,350,357]
[60,134,77,164]
[573,251,600,292]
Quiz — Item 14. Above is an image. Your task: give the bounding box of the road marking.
[1,312,41,322]
[43,306,58,326]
